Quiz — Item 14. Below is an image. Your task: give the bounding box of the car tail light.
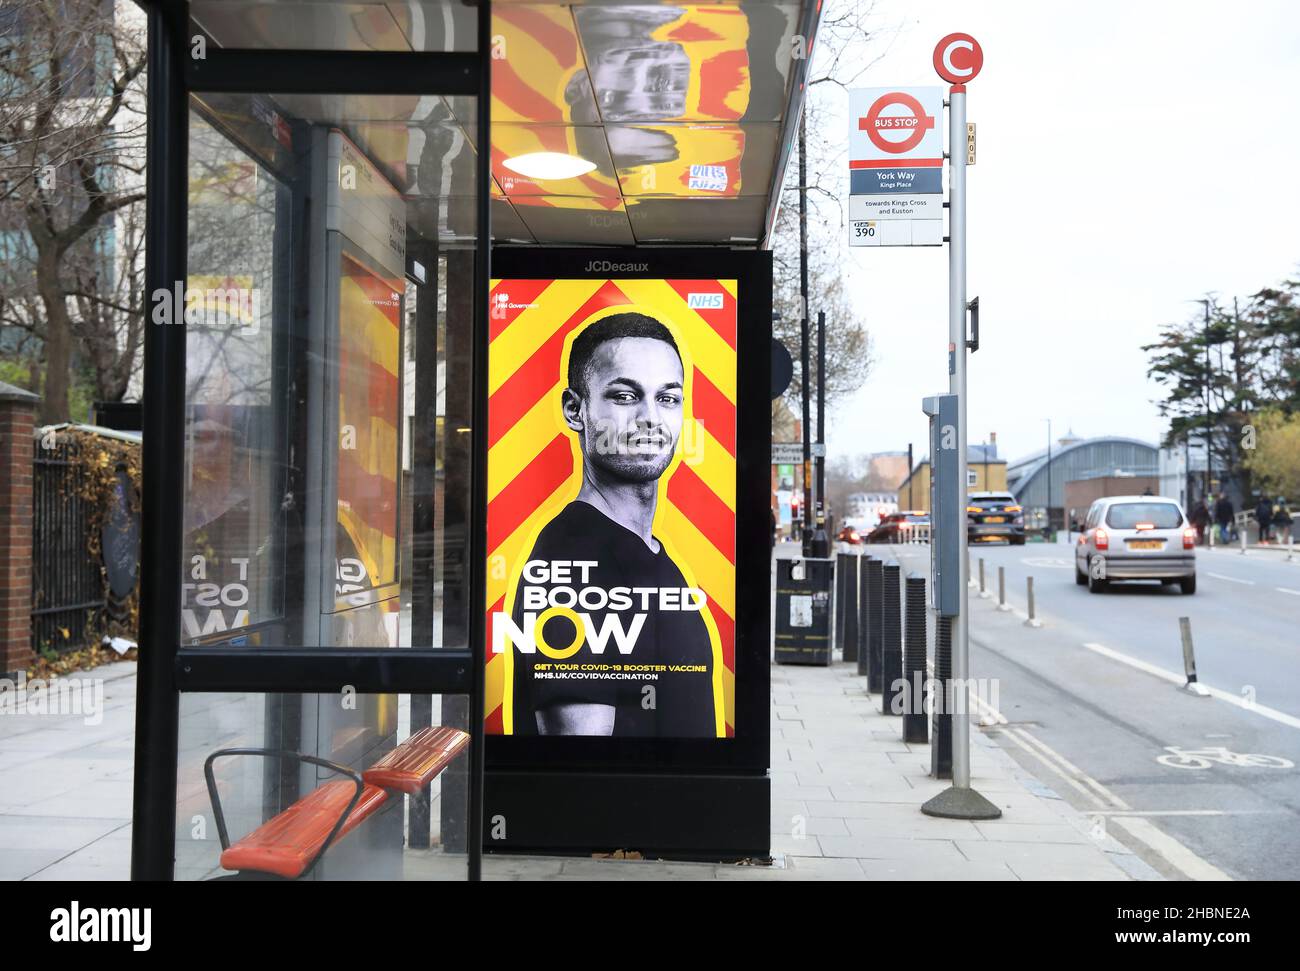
[1183,527,1196,550]
[1006,505,1021,513]
[966,506,980,513]
[1135,522,1154,531]
[1095,528,1109,550]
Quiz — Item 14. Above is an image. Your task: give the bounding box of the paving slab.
[0,626,1159,881]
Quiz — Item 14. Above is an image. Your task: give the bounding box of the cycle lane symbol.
[1156,746,1295,770]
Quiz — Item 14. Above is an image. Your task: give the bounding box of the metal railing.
[32,436,105,656]
[902,523,931,545]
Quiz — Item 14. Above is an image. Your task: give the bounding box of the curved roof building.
[1006,436,1158,509]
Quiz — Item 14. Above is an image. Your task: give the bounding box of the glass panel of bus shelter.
[181,90,479,651]
[175,692,471,880]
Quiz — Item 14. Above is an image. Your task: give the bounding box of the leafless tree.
[0,0,146,422]
[771,0,899,423]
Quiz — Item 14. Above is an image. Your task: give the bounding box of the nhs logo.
[687,292,724,310]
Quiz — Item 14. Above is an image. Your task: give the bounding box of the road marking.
[1022,556,1072,569]
[1107,817,1232,881]
[1206,572,1254,585]
[1082,641,1300,731]
[990,726,1231,880]
[976,700,1229,880]
[1278,587,1300,596]
[994,726,1108,808]
[1089,809,1283,817]
[1011,726,1125,808]
[1156,746,1294,770]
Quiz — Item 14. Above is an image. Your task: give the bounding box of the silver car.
[1074,495,1197,594]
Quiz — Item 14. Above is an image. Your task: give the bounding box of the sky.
[821,0,1300,467]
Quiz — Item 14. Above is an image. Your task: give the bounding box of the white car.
[1074,495,1197,594]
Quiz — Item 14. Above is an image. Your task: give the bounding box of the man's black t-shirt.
[511,500,716,738]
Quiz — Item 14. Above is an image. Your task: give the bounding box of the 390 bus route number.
[852,221,876,238]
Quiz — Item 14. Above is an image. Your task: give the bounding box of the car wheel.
[1075,564,1087,586]
[1011,536,1025,546]
[1088,571,1109,594]
[1180,574,1196,595]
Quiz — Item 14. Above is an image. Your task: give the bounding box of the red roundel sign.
[933,33,983,84]
[861,91,935,155]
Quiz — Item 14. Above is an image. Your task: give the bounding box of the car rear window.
[972,495,1014,505]
[1105,503,1183,529]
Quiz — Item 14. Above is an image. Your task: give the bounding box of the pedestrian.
[1255,495,1273,544]
[1274,497,1293,545]
[1214,493,1234,544]
[1190,497,1210,545]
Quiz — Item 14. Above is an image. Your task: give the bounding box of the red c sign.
[934,33,983,84]
[860,92,934,154]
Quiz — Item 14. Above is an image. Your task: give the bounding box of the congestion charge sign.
[848,86,945,247]
[933,33,984,85]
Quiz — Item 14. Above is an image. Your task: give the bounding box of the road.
[873,540,1300,880]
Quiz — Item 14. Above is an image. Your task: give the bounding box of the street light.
[1197,298,1212,504]
[1044,418,1052,540]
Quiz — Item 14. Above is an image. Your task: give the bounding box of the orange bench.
[204,726,471,879]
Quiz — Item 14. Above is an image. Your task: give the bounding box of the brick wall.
[0,382,39,677]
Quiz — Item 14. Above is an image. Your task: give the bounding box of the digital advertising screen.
[485,277,739,740]
[335,250,402,605]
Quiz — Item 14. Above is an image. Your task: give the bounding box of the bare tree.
[771,0,898,422]
[0,0,146,423]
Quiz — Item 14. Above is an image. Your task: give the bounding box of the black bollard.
[856,553,870,677]
[903,574,929,743]
[931,614,953,779]
[842,554,859,664]
[834,553,847,655]
[865,557,884,693]
[882,562,903,716]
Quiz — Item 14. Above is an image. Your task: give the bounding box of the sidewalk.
[0,645,1157,882]
[0,661,136,881]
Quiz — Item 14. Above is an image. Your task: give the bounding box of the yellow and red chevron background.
[486,278,738,736]
[336,253,402,597]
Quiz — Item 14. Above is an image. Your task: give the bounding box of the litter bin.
[774,556,834,666]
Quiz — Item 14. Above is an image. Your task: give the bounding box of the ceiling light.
[502,152,596,181]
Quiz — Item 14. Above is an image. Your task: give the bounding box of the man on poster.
[510,312,717,738]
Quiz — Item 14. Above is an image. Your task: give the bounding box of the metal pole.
[1025,576,1041,627]
[997,565,1007,610]
[799,114,812,553]
[907,442,914,509]
[921,80,999,820]
[132,0,186,881]
[1045,418,1052,538]
[1202,300,1212,502]
[811,310,829,555]
[1179,617,1210,697]
[816,309,826,509]
[950,85,972,790]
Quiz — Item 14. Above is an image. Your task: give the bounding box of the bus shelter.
[132,0,820,881]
